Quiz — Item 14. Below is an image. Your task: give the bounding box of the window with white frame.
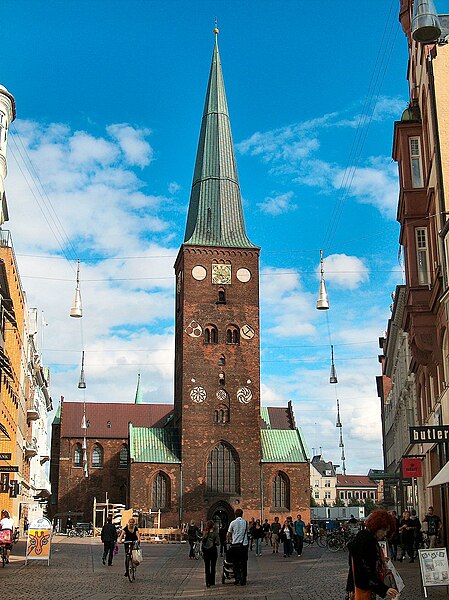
[340,491,345,499]
[324,491,331,499]
[409,136,423,188]
[314,480,319,487]
[415,227,430,285]
[324,480,331,488]
[314,491,319,499]
[370,492,375,499]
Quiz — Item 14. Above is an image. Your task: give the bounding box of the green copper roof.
[134,373,143,404]
[260,407,271,429]
[261,429,308,463]
[130,425,181,463]
[52,401,62,425]
[184,36,256,249]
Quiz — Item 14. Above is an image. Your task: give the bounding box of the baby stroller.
[221,546,236,584]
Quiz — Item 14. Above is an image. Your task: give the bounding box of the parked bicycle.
[123,540,140,582]
[193,536,203,560]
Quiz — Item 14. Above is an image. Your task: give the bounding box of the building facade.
[336,475,378,506]
[310,455,338,506]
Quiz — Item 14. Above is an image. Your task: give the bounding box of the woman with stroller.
[187,520,200,559]
[202,520,220,587]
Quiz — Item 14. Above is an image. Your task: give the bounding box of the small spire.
[214,16,219,36]
[134,373,143,404]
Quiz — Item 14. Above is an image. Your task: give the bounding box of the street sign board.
[0,453,12,461]
[0,466,19,472]
[410,426,449,444]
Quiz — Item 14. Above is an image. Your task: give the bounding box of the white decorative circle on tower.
[190,386,207,403]
[192,265,207,281]
[236,268,251,282]
[237,387,252,404]
[216,389,228,401]
[240,324,255,340]
[185,320,202,337]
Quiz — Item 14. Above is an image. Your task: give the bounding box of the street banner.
[418,548,449,598]
[402,457,423,478]
[26,517,52,565]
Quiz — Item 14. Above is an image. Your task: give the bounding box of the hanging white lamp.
[316,250,330,310]
[70,259,83,318]
[78,351,86,389]
[329,345,338,384]
[412,0,441,43]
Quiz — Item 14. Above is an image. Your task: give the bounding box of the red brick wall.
[261,463,310,524]
[129,463,180,528]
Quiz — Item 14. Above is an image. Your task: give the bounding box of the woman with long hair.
[202,520,220,587]
[346,509,399,599]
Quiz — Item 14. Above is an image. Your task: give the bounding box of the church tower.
[174,31,262,523]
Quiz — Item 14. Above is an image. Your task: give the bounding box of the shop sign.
[402,457,423,478]
[409,426,449,443]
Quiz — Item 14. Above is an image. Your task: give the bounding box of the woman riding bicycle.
[0,510,14,564]
[118,517,141,577]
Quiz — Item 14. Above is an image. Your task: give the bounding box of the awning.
[427,461,449,487]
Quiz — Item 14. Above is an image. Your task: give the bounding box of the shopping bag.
[385,559,405,592]
[132,548,143,565]
[113,543,119,556]
[0,530,12,544]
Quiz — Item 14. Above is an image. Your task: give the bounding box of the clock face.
[236,268,251,282]
[212,264,232,285]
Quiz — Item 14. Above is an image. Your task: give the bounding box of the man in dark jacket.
[101,516,118,566]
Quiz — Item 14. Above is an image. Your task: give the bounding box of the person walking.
[202,520,220,587]
[346,509,399,599]
[423,506,442,548]
[100,516,118,566]
[251,519,264,556]
[280,518,294,558]
[270,516,281,554]
[118,517,141,577]
[410,509,422,556]
[388,510,400,561]
[262,518,271,546]
[187,520,200,559]
[399,510,416,563]
[218,521,227,557]
[293,514,306,557]
[227,508,249,586]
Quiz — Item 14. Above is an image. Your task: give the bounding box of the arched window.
[91,444,103,468]
[217,288,226,304]
[272,472,290,509]
[205,325,218,345]
[206,442,239,494]
[74,443,82,467]
[218,355,226,366]
[119,445,128,468]
[152,472,170,509]
[226,325,239,345]
[214,404,229,424]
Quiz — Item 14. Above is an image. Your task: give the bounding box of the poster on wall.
[25,517,52,565]
[418,548,449,598]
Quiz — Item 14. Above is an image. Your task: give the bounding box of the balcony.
[24,437,38,458]
[27,404,39,423]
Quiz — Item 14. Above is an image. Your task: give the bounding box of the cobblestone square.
[1,537,448,599]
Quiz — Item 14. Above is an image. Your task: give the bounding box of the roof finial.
[214,17,219,36]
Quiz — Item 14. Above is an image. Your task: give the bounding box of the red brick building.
[50,34,310,528]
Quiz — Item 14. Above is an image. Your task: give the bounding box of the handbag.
[113,543,119,556]
[132,548,143,565]
[0,530,12,544]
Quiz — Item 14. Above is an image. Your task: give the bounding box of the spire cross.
[214,17,219,36]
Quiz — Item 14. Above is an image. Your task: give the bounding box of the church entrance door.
[208,502,234,530]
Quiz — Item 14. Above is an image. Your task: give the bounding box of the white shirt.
[0,517,14,530]
[228,517,249,546]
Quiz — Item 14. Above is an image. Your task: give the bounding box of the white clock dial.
[236,268,251,282]
[192,265,207,281]
[212,264,232,285]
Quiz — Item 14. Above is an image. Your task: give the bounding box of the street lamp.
[412,0,441,43]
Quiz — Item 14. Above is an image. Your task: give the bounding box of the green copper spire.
[134,373,143,404]
[184,32,256,248]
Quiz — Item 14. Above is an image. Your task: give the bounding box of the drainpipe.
[179,464,183,527]
[260,461,264,521]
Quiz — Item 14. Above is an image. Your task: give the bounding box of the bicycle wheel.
[194,542,201,560]
[129,560,136,582]
[317,533,327,548]
[327,536,343,552]
[303,535,312,546]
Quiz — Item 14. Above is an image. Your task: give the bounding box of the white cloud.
[257,191,297,215]
[319,253,370,290]
[106,123,154,168]
[168,181,181,194]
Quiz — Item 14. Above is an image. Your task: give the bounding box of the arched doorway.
[208,501,234,530]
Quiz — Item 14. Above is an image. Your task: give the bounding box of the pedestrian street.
[1,536,448,600]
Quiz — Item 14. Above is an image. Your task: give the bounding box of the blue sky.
[3,1,409,473]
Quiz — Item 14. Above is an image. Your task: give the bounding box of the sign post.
[26,517,52,566]
[418,548,449,598]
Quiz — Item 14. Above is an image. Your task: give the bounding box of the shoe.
[272,550,275,554]
[240,581,246,586]
[409,559,414,563]
[102,558,106,565]
[283,554,287,557]
[234,580,240,585]
[206,584,210,588]
[124,573,128,577]
[108,563,112,566]
[298,554,301,557]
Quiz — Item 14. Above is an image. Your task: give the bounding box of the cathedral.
[51,33,310,528]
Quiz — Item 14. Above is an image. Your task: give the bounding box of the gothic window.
[152,472,170,509]
[91,444,103,468]
[217,288,226,304]
[218,355,226,366]
[205,325,218,344]
[273,472,290,509]
[226,325,239,345]
[206,442,239,494]
[119,445,128,468]
[74,443,82,467]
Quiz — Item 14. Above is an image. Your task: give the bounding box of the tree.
[333,497,345,507]
[310,493,318,507]
[364,497,376,516]
[348,497,361,507]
